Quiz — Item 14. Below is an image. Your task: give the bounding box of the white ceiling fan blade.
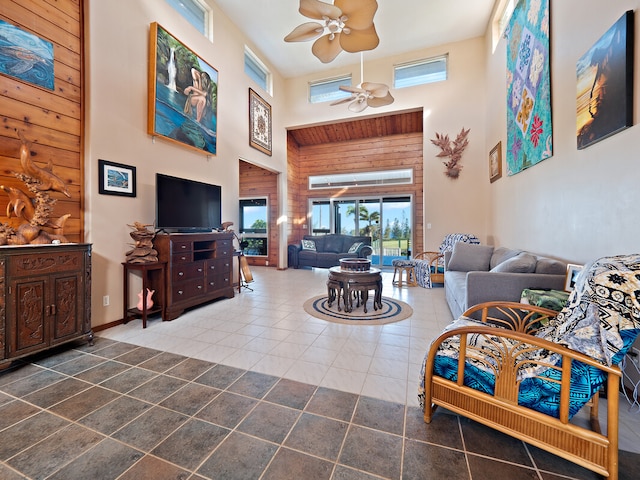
[348,98,369,113]
[284,22,324,42]
[330,96,354,106]
[361,82,389,97]
[339,85,366,94]
[300,0,342,21]
[311,34,343,63]
[367,91,394,108]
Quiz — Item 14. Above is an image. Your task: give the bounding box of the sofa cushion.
[301,239,316,251]
[535,258,567,275]
[447,243,494,272]
[348,242,363,253]
[490,252,537,273]
[324,236,344,253]
[490,247,521,269]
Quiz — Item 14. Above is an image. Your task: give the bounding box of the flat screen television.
[155,173,222,233]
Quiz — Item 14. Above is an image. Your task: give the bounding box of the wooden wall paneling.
[0,0,84,243]
[239,161,279,267]
[287,128,424,259]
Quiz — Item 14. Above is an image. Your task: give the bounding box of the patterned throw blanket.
[419,254,640,417]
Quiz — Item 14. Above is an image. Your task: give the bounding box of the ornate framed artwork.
[489,141,502,183]
[148,22,218,155]
[98,160,136,197]
[249,88,272,155]
[576,11,634,149]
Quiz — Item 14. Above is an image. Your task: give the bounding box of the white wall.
[283,38,490,252]
[485,1,640,263]
[86,0,288,327]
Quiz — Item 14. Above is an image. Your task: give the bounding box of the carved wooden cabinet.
[0,243,92,367]
[152,233,234,320]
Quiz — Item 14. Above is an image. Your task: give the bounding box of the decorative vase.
[137,288,155,311]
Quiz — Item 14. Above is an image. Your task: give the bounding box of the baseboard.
[92,319,125,332]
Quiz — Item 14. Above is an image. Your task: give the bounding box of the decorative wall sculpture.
[0,131,71,245]
[505,0,552,175]
[431,128,470,179]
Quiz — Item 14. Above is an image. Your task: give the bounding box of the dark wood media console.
[0,243,92,368]
[152,232,234,320]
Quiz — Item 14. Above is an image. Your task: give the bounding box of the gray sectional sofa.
[288,234,372,269]
[444,243,568,319]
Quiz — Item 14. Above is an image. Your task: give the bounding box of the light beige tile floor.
[99,266,640,453]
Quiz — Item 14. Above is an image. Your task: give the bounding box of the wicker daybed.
[420,254,640,480]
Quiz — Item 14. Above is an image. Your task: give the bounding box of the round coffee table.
[328,266,382,313]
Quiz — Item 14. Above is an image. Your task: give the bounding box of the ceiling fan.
[330,53,394,112]
[284,0,380,64]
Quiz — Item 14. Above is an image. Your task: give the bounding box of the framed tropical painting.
[148,23,218,155]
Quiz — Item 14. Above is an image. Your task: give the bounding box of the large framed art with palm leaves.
[148,23,218,155]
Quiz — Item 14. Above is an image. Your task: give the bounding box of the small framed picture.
[98,159,136,197]
[564,263,584,292]
[489,141,502,183]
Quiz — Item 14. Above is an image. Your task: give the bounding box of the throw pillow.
[347,242,363,254]
[447,243,494,272]
[301,239,316,251]
[490,252,537,273]
[535,258,567,275]
[489,247,522,269]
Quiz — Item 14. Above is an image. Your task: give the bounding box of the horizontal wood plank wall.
[287,132,424,259]
[239,160,278,267]
[0,0,84,243]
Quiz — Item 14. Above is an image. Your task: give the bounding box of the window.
[492,0,517,52]
[309,75,352,104]
[309,169,413,190]
[239,198,268,257]
[393,55,448,89]
[244,47,271,94]
[165,0,212,40]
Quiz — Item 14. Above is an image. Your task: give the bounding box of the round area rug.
[303,295,413,325]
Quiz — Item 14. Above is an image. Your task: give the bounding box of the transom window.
[244,47,272,94]
[393,55,448,89]
[309,169,413,190]
[165,0,212,41]
[309,75,352,104]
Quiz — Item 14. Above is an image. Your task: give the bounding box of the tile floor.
[0,266,639,479]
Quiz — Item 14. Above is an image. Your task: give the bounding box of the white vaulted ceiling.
[213,0,497,78]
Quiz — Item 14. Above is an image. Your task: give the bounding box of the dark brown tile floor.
[0,338,638,480]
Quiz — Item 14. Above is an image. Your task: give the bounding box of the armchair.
[414,233,480,287]
[419,254,640,480]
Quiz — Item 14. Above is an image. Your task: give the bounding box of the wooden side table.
[122,262,166,328]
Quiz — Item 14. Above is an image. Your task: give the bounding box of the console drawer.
[171,278,205,300]
[172,261,205,283]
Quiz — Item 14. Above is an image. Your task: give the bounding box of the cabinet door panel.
[52,274,81,342]
[11,280,47,355]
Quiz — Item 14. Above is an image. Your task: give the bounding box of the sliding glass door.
[309,196,412,267]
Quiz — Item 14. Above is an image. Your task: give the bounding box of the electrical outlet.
[103,295,109,306]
